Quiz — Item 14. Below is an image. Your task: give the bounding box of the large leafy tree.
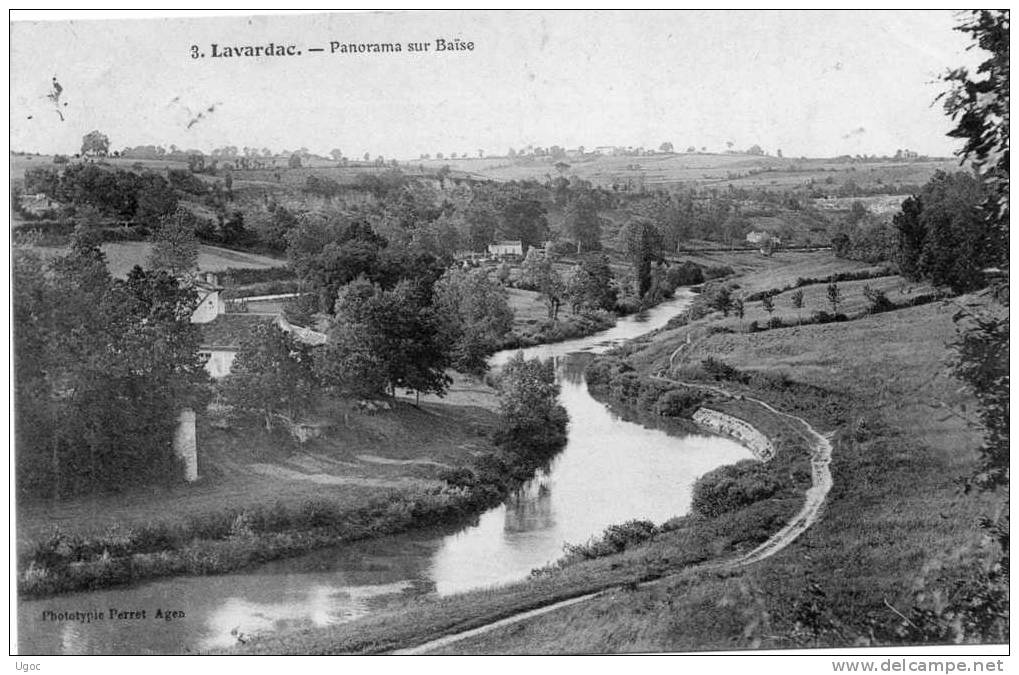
[433,267,513,376]
[318,277,451,398]
[494,182,550,252]
[147,207,199,276]
[81,129,110,157]
[222,323,318,430]
[894,171,1003,293]
[564,253,616,313]
[563,192,603,254]
[494,354,568,458]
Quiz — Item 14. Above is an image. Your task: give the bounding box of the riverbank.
[419,291,1003,652]
[236,254,1003,653]
[226,365,818,654]
[16,379,563,600]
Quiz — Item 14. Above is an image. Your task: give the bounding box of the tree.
[285,214,387,311]
[330,148,344,162]
[659,142,674,153]
[564,266,589,315]
[81,130,110,157]
[826,282,842,315]
[761,294,775,322]
[433,267,513,375]
[147,208,199,276]
[709,284,733,316]
[494,354,568,458]
[893,195,926,280]
[895,171,1003,292]
[222,323,318,430]
[495,183,549,251]
[939,10,1009,226]
[575,253,617,311]
[622,218,663,298]
[734,295,745,331]
[790,288,805,323]
[135,174,179,223]
[522,248,565,320]
[563,192,602,254]
[320,277,451,398]
[288,153,302,169]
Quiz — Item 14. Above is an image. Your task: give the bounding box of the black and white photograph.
[9,9,1010,662]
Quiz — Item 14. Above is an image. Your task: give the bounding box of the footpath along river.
[18,289,751,654]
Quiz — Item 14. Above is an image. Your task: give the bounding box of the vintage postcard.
[9,9,1009,663]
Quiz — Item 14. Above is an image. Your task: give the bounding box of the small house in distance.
[488,240,523,257]
[746,230,780,255]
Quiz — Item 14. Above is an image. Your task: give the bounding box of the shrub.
[768,316,784,329]
[701,357,750,384]
[560,519,660,562]
[863,285,895,313]
[810,310,849,324]
[656,387,703,417]
[690,460,783,518]
[703,265,735,280]
[666,261,704,287]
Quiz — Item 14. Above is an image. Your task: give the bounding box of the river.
[17,289,751,654]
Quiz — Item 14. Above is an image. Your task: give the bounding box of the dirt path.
[392,377,834,655]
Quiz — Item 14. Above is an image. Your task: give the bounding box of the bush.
[703,265,735,280]
[690,460,783,518]
[810,310,849,324]
[863,286,895,314]
[559,519,660,563]
[666,261,704,287]
[656,387,704,417]
[701,357,750,384]
[768,316,784,329]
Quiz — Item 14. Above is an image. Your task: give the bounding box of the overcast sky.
[10,10,981,159]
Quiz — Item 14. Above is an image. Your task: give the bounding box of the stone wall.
[692,407,774,461]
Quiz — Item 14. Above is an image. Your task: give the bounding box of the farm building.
[189,272,326,378]
[746,231,781,255]
[488,240,523,256]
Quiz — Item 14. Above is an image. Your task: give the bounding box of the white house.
[487,240,523,256]
[189,272,326,379]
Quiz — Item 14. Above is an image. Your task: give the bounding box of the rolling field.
[23,241,285,278]
[418,153,960,193]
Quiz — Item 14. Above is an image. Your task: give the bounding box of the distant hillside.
[416,152,960,195]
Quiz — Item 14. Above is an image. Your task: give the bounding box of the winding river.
[18,289,751,655]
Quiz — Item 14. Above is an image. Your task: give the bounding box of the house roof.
[490,240,522,247]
